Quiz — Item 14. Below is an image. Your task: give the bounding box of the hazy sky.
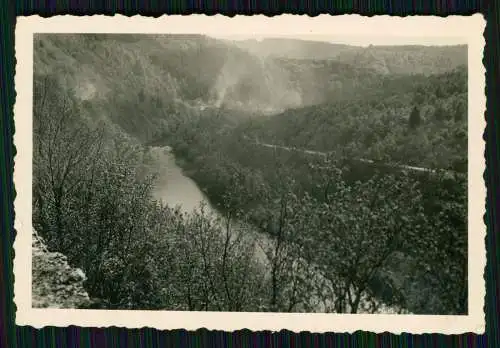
[22,14,476,48]
[206,15,471,47]
[209,34,467,47]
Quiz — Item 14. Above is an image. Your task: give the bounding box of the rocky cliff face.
[32,230,92,308]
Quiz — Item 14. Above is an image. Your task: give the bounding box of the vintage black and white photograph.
[14,15,486,333]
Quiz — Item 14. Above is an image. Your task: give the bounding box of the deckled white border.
[13,14,486,334]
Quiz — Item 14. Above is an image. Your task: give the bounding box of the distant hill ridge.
[232,38,467,75]
[34,34,467,142]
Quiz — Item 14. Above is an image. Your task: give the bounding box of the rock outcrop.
[32,230,92,308]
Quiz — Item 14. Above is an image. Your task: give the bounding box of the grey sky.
[209,34,467,47]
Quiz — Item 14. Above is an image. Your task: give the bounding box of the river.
[148,145,270,262]
[150,146,214,214]
[146,146,402,314]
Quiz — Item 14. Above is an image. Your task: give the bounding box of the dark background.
[0,0,498,347]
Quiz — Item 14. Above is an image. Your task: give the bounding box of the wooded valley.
[32,34,468,314]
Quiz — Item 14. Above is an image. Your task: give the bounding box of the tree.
[454,98,467,123]
[435,84,445,98]
[33,74,172,310]
[307,161,426,313]
[251,150,317,313]
[411,172,468,314]
[33,75,105,250]
[408,106,421,129]
[434,104,447,122]
[413,89,425,105]
[171,203,267,311]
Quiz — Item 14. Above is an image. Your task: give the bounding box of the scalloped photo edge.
[13,14,486,334]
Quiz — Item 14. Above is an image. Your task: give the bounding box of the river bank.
[145,145,406,314]
[147,145,271,263]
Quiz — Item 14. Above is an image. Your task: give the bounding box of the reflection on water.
[148,145,269,262]
[150,146,215,215]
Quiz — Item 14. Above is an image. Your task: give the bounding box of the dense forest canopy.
[33,34,468,314]
[34,34,467,141]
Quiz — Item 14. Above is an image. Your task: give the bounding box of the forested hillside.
[155,70,468,314]
[241,66,467,171]
[34,34,467,141]
[33,34,468,314]
[234,38,467,74]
